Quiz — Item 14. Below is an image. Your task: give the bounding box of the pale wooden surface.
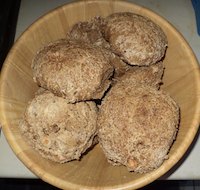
[0,0,200,189]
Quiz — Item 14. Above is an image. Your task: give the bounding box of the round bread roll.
[98,83,179,173]
[104,12,168,66]
[20,91,98,163]
[115,61,164,89]
[32,39,114,103]
[67,16,110,49]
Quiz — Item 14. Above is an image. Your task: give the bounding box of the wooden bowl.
[0,1,200,189]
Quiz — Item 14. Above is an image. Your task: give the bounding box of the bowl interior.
[0,1,200,190]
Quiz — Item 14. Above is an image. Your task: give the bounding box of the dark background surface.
[0,0,21,68]
[0,179,200,190]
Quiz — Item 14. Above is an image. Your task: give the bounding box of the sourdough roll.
[20,91,98,163]
[115,61,164,89]
[32,39,114,103]
[67,16,110,49]
[98,82,179,173]
[104,12,167,66]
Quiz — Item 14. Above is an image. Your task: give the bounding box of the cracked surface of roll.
[104,12,167,66]
[20,91,98,163]
[32,39,114,103]
[115,61,164,89]
[98,82,179,173]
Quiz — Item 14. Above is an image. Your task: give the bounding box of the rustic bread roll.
[115,61,164,89]
[104,12,168,66]
[67,16,110,49]
[20,91,98,163]
[98,82,179,173]
[32,39,114,103]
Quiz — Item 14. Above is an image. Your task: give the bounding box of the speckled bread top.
[68,16,110,49]
[32,39,114,103]
[20,90,98,163]
[104,12,167,66]
[98,82,179,173]
[115,61,164,89]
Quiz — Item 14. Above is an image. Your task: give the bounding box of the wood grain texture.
[0,0,200,189]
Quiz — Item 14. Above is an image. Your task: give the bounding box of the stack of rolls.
[20,12,180,173]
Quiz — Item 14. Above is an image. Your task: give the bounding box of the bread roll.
[20,91,98,163]
[98,82,179,173]
[104,12,167,66]
[32,39,114,103]
[115,61,164,89]
[67,16,110,49]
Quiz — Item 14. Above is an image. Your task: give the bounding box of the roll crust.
[32,39,114,103]
[104,12,167,66]
[98,82,179,173]
[20,91,98,163]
